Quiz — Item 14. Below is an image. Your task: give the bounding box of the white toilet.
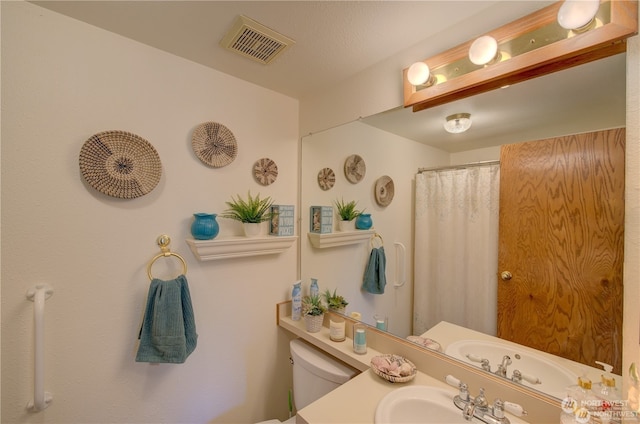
[258,338,358,424]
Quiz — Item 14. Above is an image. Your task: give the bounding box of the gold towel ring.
[147,234,187,280]
[370,233,384,248]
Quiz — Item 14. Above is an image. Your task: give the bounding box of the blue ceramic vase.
[191,213,219,240]
[355,213,373,230]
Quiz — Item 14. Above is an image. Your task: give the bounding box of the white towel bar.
[393,242,406,288]
[26,284,54,412]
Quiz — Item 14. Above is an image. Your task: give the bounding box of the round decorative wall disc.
[79,130,162,199]
[192,121,238,168]
[253,157,278,186]
[375,175,395,207]
[317,167,336,191]
[344,154,366,184]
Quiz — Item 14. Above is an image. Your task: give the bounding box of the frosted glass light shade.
[557,0,600,30]
[407,62,431,86]
[469,36,499,65]
[444,113,472,133]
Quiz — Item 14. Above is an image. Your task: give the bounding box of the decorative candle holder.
[374,314,388,331]
[353,324,367,354]
[329,315,346,342]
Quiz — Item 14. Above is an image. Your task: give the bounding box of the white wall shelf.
[307,229,375,248]
[186,236,297,261]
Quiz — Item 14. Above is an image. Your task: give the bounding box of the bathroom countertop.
[295,368,529,424]
[295,368,456,424]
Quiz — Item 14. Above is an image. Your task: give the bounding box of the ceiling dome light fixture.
[469,35,501,66]
[444,113,472,134]
[407,61,437,87]
[557,0,600,31]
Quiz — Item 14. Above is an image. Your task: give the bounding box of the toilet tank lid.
[290,339,358,384]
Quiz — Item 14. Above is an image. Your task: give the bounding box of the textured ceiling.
[31,1,521,99]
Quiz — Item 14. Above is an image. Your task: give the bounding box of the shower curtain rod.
[417,160,500,174]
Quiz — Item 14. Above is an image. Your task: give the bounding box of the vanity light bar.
[403,0,638,112]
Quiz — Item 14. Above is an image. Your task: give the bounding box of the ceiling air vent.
[220,15,295,65]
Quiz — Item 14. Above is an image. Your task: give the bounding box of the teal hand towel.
[136,275,198,363]
[362,247,387,294]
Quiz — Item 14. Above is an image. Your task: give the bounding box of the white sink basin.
[374,385,528,423]
[374,386,468,423]
[445,339,577,398]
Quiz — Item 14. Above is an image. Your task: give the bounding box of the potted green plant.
[323,288,348,314]
[302,294,327,333]
[221,191,273,237]
[334,198,362,231]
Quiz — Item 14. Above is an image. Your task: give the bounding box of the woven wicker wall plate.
[375,175,395,206]
[317,167,336,191]
[253,157,278,186]
[192,121,238,168]
[344,154,366,184]
[79,130,162,199]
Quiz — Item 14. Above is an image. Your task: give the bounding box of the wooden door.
[497,128,625,374]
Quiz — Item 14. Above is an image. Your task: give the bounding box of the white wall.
[300,122,449,337]
[2,3,298,423]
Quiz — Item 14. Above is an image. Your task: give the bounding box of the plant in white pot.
[323,288,349,314]
[302,294,327,333]
[221,191,273,237]
[334,198,362,231]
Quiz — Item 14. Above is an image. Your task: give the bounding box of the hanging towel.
[363,247,387,294]
[136,274,197,363]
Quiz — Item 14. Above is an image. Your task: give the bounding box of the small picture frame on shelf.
[270,205,294,236]
[310,206,333,234]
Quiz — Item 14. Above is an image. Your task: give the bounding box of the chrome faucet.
[479,358,491,372]
[465,353,492,372]
[495,355,512,377]
[511,369,522,383]
[493,399,505,421]
[511,369,542,385]
[462,388,488,420]
[445,375,527,424]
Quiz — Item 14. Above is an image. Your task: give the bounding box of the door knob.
[501,271,512,281]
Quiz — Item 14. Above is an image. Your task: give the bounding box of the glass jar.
[329,315,345,342]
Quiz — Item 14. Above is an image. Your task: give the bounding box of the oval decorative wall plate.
[253,157,278,186]
[317,167,336,191]
[375,175,395,206]
[191,121,238,168]
[79,130,162,199]
[344,154,366,184]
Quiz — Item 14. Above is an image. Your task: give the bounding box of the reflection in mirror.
[300,54,626,399]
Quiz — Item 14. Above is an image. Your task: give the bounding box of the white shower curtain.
[413,163,500,337]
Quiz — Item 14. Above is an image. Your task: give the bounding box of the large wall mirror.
[300,52,627,401]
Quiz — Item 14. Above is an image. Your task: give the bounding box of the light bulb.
[469,36,500,66]
[407,62,431,86]
[557,0,600,31]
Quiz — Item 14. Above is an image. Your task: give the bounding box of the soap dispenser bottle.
[594,375,620,423]
[562,376,595,424]
[566,375,591,403]
[593,362,621,424]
